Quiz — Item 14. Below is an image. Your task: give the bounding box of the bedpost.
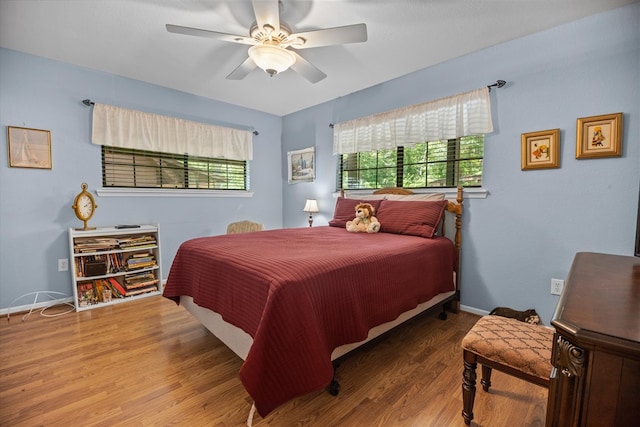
[446,186,463,313]
[445,187,463,273]
[455,186,463,261]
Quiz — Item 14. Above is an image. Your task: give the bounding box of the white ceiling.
[1,0,636,116]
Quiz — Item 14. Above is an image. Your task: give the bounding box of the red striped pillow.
[329,197,382,228]
[376,199,448,238]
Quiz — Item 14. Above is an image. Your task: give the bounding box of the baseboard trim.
[3,295,488,320]
[2,294,75,318]
[460,305,490,316]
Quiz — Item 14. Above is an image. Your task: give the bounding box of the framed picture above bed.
[287,146,315,183]
[521,128,560,170]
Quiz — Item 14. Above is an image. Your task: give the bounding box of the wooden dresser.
[546,252,640,426]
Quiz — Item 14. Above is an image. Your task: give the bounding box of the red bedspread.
[163,226,455,416]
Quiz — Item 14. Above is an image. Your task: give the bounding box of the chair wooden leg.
[481,364,492,392]
[462,349,477,425]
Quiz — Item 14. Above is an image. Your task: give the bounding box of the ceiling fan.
[166,0,367,83]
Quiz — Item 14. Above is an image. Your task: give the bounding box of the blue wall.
[0,48,284,310]
[1,4,638,324]
[282,4,640,323]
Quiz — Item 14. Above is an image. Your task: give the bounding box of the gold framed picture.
[576,112,622,159]
[7,126,52,169]
[521,128,560,170]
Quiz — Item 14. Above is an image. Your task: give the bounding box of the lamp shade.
[303,199,319,213]
[248,44,296,77]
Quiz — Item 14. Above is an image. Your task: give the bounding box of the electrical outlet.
[551,278,564,295]
[58,258,69,272]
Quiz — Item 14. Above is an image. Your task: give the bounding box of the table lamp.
[303,199,319,227]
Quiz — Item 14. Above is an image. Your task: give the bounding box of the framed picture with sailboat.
[7,126,52,169]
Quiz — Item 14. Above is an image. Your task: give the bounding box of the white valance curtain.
[91,103,253,161]
[333,87,493,155]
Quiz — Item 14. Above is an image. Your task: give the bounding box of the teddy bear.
[346,202,381,233]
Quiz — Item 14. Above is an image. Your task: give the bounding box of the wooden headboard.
[372,187,414,195]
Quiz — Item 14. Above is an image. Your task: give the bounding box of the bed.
[163,187,463,418]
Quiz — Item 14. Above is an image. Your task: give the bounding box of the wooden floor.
[0,296,547,426]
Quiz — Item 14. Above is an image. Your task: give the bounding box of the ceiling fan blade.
[251,0,280,33]
[289,51,326,84]
[166,24,254,45]
[288,23,367,49]
[226,56,257,80]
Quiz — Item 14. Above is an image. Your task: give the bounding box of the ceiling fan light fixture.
[248,44,296,77]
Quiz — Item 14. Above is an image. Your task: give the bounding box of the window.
[102,146,247,190]
[338,135,483,190]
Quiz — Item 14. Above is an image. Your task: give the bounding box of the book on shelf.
[77,282,97,306]
[127,261,157,270]
[125,285,159,296]
[107,252,125,273]
[125,279,159,290]
[107,277,127,298]
[127,253,154,261]
[77,280,107,304]
[124,271,156,280]
[126,253,157,270]
[131,252,153,259]
[117,235,157,249]
[93,280,107,302]
[73,237,119,253]
[124,272,158,286]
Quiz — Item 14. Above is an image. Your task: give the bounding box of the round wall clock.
[72,182,97,230]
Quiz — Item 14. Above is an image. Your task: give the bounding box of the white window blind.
[91,103,253,161]
[333,87,493,155]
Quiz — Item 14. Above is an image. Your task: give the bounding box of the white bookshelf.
[68,224,162,311]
